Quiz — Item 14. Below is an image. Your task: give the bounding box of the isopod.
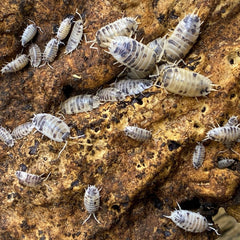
[163,202,219,234]
[1,54,29,74]
[164,9,201,62]
[111,79,153,96]
[42,38,60,67]
[96,87,126,102]
[65,10,84,54]
[57,15,74,40]
[11,122,34,140]
[28,43,42,67]
[192,142,205,169]
[147,35,166,61]
[60,94,101,114]
[0,126,14,147]
[21,22,39,46]
[82,185,101,225]
[224,116,238,127]
[217,158,235,169]
[158,65,216,97]
[15,171,50,187]
[107,36,157,72]
[94,17,138,48]
[124,126,152,141]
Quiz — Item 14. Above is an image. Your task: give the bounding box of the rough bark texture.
[0,0,240,239]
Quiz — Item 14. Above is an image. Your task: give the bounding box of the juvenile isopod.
[82,185,101,225]
[147,36,166,61]
[163,202,219,234]
[0,126,14,147]
[124,126,152,141]
[60,94,101,114]
[56,15,74,40]
[65,10,84,54]
[11,122,34,140]
[158,65,216,97]
[164,9,201,62]
[15,171,50,187]
[93,17,138,48]
[224,116,238,127]
[1,54,29,74]
[21,22,39,46]
[111,79,153,96]
[107,36,157,72]
[192,142,205,169]
[28,43,42,67]
[217,158,235,168]
[96,87,126,102]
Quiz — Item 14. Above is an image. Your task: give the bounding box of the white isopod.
[0,126,14,147]
[158,65,216,97]
[57,15,74,40]
[111,79,153,96]
[147,36,166,61]
[107,36,157,72]
[28,43,42,67]
[21,22,39,47]
[60,94,101,114]
[96,87,126,102]
[217,158,235,168]
[83,185,101,225]
[124,126,152,141]
[11,122,34,139]
[94,17,138,48]
[65,10,84,54]
[15,171,50,187]
[164,9,201,62]
[1,54,29,74]
[224,116,238,127]
[163,202,219,234]
[192,142,205,169]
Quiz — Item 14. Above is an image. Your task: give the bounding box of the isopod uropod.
[57,15,74,40]
[124,126,152,141]
[163,202,219,234]
[96,87,126,102]
[28,43,42,67]
[11,122,34,140]
[0,126,14,147]
[65,10,84,54]
[217,158,235,169]
[224,116,238,127]
[107,36,157,72]
[94,17,138,48]
[60,94,101,114]
[1,54,29,74]
[158,65,216,97]
[192,142,205,169]
[164,9,201,62]
[21,22,39,47]
[82,185,101,225]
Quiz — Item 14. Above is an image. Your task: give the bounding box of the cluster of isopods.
[1,7,235,233]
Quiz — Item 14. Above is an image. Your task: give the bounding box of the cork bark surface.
[0,0,240,239]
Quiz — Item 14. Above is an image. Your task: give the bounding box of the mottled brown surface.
[1,0,240,239]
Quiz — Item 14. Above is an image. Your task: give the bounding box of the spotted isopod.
[192,142,205,169]
[217,158,235,169]
[65,11,84,54]
[15,171,50,187]
[163,202,219,234]
[42,38,60,67]
[94,17,138,48]
[96,87,126,102]
[56,15,74,40]
[60,94,101,114]
[164,9,201,62]
[21,22,39,47]
[124,126,152,141]
[111,79,153,96]
[1,54,29,74]
[224,116,238,127]
[11,122,34,140]
[82,185,101,225]
[28,43,42,67]
[147,36,166,61]
[158,65,216,97]
[0,126,14,147]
